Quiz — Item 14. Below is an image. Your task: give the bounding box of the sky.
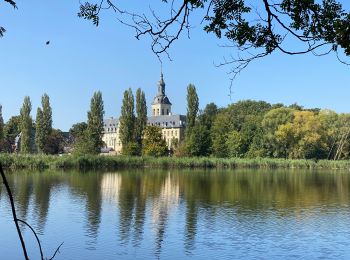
[1,0,350,131]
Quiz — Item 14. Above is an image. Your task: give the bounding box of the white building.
[102,74,186,153]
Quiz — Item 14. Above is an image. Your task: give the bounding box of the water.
[1,169,350,259]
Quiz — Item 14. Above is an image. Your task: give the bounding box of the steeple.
[158,73,165,95]
[152,72,172,116]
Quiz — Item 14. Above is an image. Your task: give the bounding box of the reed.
[0,153,350,171]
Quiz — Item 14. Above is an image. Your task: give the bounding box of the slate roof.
[103,117,119,132]
[152,94,172,105]
[147,114,186,128]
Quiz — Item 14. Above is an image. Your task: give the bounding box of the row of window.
[162,130,177,138]
[150,121,179,127]
[106,138,121,147]
[105,127,118,132]
[153,108,170,116]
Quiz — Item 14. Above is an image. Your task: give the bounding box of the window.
[157,109,160,115]
[167,109,169,115]
[162,109,164,115]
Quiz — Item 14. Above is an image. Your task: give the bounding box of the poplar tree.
[0,105,4,142]
[42,93,52,141]
[35,107,44,153]
[186,84,199,136]
[135,88,147,151]
[0,105,4,151]
[119,88,136,154]
[20,96,33,153]
[87,91,105,154]
[35,94,53,153]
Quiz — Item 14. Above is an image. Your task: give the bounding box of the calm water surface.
[1,169,350,259]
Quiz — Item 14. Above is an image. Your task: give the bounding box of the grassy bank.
[0,153,350,171]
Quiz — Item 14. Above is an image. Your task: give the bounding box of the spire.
[158,72,165,95]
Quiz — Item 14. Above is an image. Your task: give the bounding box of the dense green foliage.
[0,105,4,149]
[73,92,105,155]
[135,88,147,154]
[40,94,53,153]
[182,99,350,161]
[142,125,168,157]
[35,107,44,152]
[20,96,33,154]
[186,84,199,136]
[87,91,105,154]
[2,116,21,153]
[70,122,88,142]
[119,88,136,155]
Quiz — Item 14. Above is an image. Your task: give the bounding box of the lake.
[1,169,350,259]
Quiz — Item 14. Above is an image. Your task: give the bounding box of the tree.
[86,91,105,154]
[119,88,136,155]
[20,96,33,154]
[3,116,21,152]
[135,88,147,153]
[185,124,211,157]
[69,122,88,143]
[41,93,53,152]
[260,107,295,158]
[142,125,168,157]
[275,111,328,159]
[211,112,230,158]
[35,107,44,153]
[0,105,4,150]
[42,129,65,155]
[226,130,244,158]
[186,84,199,136]
[75,1,350,78]
[198,103,218,131]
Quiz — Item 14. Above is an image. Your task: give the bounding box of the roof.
[147,114,186,128]
[103,117,119,132]
[152,94,172,105]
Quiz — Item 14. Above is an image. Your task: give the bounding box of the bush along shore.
[0,153,350,171]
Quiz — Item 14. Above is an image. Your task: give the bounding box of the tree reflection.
[2,168,350,258]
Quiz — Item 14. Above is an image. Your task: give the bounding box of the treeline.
[0,91,106,155]
[1,87,350,161]
[178,97,350,160]
[0,94,65,154]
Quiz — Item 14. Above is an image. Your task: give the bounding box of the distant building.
[102,73,186,153]
[102,117,122,154]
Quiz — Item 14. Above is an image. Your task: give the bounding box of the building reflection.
[151,173,180,257]
[2,168,350,258]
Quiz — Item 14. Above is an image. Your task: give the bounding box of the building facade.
[102,74,186,153]
[102,117,122,154]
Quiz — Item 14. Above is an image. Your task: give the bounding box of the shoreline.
[0,154,350,171]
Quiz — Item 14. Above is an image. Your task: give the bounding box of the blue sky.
[1,1,350,131]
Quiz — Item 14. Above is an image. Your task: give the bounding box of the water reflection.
[1,169,350,259]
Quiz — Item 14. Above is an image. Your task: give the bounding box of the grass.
[0,153,350,171]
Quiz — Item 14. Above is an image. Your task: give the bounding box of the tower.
[151,73,172,116]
